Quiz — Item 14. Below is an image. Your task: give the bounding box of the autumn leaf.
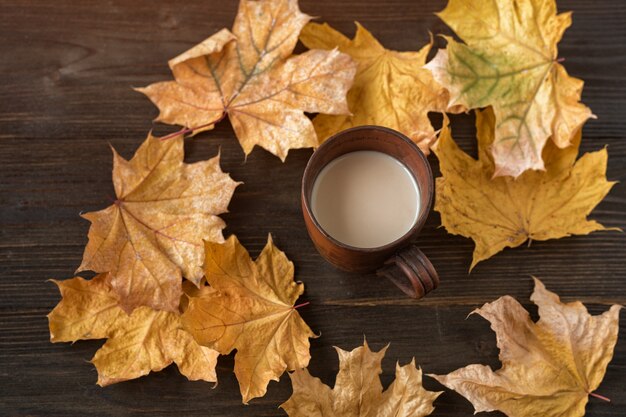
[430,277,622,417]
[93,306,218,386]
[433,109,616,270]
[77,133,238,313]
[281,340,441,417]
[425,0,593,177]
[182,235,315,403]
[47,274,219,386]
[138,0,357,161]
[299,22,460,153]
[48,273,125,342]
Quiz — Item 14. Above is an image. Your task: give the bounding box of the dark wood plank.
[1,0,625,416]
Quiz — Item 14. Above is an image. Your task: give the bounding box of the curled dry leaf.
[434,109,616,270]
[47,274,219,386]
[182,235,315,403]
[138,0,357,160]
[425,0,593,177]
[300,22,461,154]
[281,340,441,417]
[78,133,238,313]
[430,277,622,417]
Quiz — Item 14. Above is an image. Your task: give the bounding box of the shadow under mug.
[301,125,439,299]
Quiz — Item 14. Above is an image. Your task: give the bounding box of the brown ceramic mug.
[301,125,439,299]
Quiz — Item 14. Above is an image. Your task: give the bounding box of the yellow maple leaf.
[77,133,238,313]
[434,109,616,270]
[299,21,460,153]
[182,235,315,403]
[137,0,357,161]
[48,273,125,342]
[93,307,218,386]
[47,274,219,386]
[430,277,622,417]
[425,0,593,177]
[281,340,441,417]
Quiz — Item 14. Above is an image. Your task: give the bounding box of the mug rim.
[302,125,434,253]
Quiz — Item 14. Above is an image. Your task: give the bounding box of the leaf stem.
[160,112,226,141]
[293,301,310,310]
[590,392,611,402]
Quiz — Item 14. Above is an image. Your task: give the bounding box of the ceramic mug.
[301,125,439,299]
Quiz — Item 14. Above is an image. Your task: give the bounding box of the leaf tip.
[531,276,546,295]
[426,372,444,383]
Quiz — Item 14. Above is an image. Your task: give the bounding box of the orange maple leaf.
[138,0,357,160]
[78,133,238,313]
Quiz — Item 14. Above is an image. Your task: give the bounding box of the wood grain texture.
[0,0,624,416]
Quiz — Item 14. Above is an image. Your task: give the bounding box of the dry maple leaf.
[182,235,315,403]
[137,0,357,161]
[299,21,461,153]
[92,306,219,386]
[281,340,441,417]
[77,133,238,313]
[425,0,593,177]
[48,273,125,342]
[430,277,622,417]
[47,274,219,386]
[434,109,616,270]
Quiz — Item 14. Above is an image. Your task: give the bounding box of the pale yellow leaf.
[430,278,622,417]
[281,340,441,417]
[300,21,461,153]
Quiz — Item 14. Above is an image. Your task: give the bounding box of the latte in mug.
[310,150,420,248]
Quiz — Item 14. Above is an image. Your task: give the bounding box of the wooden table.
[1,0,624,416]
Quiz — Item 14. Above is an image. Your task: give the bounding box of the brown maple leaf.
[48,274,219,385]
[78,133,238,313]
[281,340,441,417]
[138,0,357,160]
[182,235,315,403]
[430,278,622,417]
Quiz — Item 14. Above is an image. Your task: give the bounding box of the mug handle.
[376,245,439,299]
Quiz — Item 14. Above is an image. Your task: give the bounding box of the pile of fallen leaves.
[47,0,621,415]
[47,0,347,403]
[48,133,237,386]
[425,0,617,268]
[47,130,316,402]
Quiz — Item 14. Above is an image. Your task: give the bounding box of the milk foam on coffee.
[311,150,420,248]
